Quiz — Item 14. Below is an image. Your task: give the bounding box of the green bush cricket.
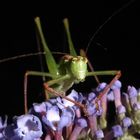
[24,17,121,114]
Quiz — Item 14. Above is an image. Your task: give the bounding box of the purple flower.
[86,103,97,116]
[132,102,140,111]
[11,114,43,139]
[122,117,132,128]
[111,80,122,108]
[107,90,115,101]
[95,129,104,139]
[76,118,87,128]
[0,115,7,130]
[88,92,96,102]
[56,89,83,110]
[111,80,122,90]
[69,118,87,140]
[127,86,137,98]
[117,105,126,114]
[57,107,75,131]
[87,100,103,116]
[32,102,47,113]
[0,115,8,139]
[127,86,138,108]
[112,125,123,138]
[42,105,60,131]
[96,82,107,92]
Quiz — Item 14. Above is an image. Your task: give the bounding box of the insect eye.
[72,57,77,62]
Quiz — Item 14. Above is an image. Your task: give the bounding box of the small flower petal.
[57,116,70,131]
[15,114,43,139]
[107,90,115,101]
[46,106,60,123]
[95,129,104,139]
[122,117,132,128]
[96,82,107,92]
[132,102,140,111]
[117,105,126,114]
[0,115,8,129]
[112,125,123,138]
[88,92,96,102]
[76,118,87,128]
[33,102,47,113]
[111,80,122,90]
[87,103,97,116]
[127,86,137,98]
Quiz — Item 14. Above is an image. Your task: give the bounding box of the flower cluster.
[0,80,140,140]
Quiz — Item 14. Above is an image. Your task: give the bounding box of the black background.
[0,0,139,118]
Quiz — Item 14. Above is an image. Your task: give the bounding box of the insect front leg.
[95,70,121,102]
[43,74,71,98]
[43,81,88,116]
[86,70,121,109]
[24,71,56,114]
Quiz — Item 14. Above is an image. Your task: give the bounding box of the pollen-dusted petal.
[112,125,123,138]
[46,106,60,122]
[42,116,56,131]
[42,106,61,131]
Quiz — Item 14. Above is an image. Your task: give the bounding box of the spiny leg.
[44,71,121,116]
[43,83,88,115]
[43,74,71,99]
[95,70,121,109]
[44,70,121,116]
[24,71,56,114]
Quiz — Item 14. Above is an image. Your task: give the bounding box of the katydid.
[24,17,121,114]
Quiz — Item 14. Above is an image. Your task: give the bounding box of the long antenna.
[0,52,45,63]
[0,52,68,64]
[85,0,136,54]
